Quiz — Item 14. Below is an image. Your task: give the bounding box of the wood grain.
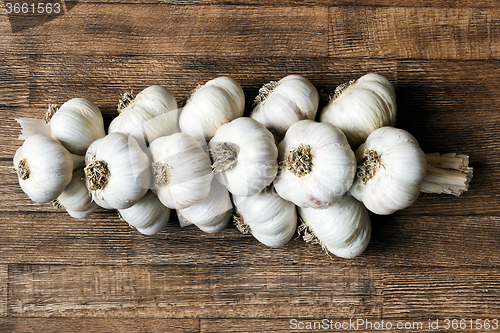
[1,206,499,268]
[0,56,28,108]
[1,4,328,57]
[8,264,382,318]
[0,266,7,317]
[383,267,500,319]
[0,318,199,333]
[330,7,499,60]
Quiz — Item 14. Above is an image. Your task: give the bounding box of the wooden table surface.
[1,1,500,332]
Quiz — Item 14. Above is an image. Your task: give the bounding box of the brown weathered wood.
[1,4,327,57]
[8,264,382,318]
[383,267,500,319]
[0,56,29,107]
[0,318,199,333]
[1,205,499,267]
[330,7,500,60]
[0,266,6,317]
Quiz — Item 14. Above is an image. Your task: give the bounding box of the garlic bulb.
[179,76,245,142]
[349,126,427,215]
[13,134,84,203]
[109,85,178,145]
[149,132,213,209]
[177,178,233,233]
[250,74,319,141]
[274,120,356,209]
[208,117,278,197]
[298,194,371,259]
[53,169,98,219]
[17,99,106,155]
[320,73,396,147]
[233,186,297,247]
[85,132,151,210]
[118,190,170,235]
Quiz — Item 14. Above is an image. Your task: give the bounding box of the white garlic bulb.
[53,169,98,219]
[17,99,106,155]
[208,117,278,197]
[320,73,396,147]
[14,134,84,203]
[149,132,213,210]
[250,74,319,141]
[109,85,179,145]
[177,178,233,233]
[349,126,427,215]
[118,190,170,235]
[233,186,297,247]
[298,194,371,259]
[85,132,151,210]
[179,76,245,142]
[274,120,356,209]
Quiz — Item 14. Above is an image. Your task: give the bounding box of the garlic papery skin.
[54,169,98,219]
[232,186,297,247]
[109,85,178,146]
[149,132,213,210]
[177,178,233,233]
[250,74,319,141]
[274,120,356,209]
[297,194,371,259]
[349,126,427,215]
[85,132,151,210]
[179,76,245,142]
[320,73,396,148]
[208,117,278,197]
[118,191,170,235]
[13,134,81,203]
[49,98,106,155]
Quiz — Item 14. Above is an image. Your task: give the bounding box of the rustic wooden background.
[1,0,500,332]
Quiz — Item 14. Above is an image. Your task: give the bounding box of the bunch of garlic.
[11,73,474,260]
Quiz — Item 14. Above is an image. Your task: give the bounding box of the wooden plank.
[0,266,6,317]
[0,210,131,265]
[0,318,199,333]
[30,0,500,7]
[395,60,500,215]
[0,55,29,107]
[1,205,499,267]
[383,267,500,320]
[201,318,496,332]
[8,264,382,318]
[1,4,327,57]
[330,7,500,60]
[25,55,396,111]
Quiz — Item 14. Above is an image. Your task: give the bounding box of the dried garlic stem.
[210,142,238,173]
[297,219,334,260]
[181,84,203,107]
[44,104,58,124]
[117,90,136,113]
[421,153,473,196]
[329,79,356,102]
[253,81,278,105]
[234,212,251,234]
